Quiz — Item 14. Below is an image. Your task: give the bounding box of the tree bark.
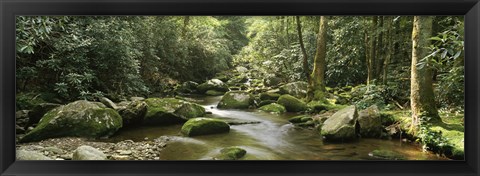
[410,16,439,131]
[296,16,310,81]
[307,16,328,102]
[382,16,394,84]
[365,17,377,87]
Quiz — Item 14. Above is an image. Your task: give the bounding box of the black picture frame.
[1,0,479,175]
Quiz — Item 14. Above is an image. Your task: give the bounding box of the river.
[106,95,445,160]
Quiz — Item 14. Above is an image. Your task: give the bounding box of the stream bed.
[105,95,446,160]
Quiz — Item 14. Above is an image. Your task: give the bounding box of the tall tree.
[307,16,328,102]
[382,16,394,84]
[410,16,439,131]
[296,16,310,81]
[365,16,378,87]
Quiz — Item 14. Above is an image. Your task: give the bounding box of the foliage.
[417,116,454,155]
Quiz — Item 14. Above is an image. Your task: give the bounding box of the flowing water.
[107,95,446,160]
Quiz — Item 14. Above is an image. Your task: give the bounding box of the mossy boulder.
[259,92,281,101]
[258,100,276,107]
[175,81,199,94]
[117,100,147,127]
[368,149,406,160]
[357,105,382,138]
[205,90,226,96]
[289,115,312,123]
[27,103,61,126]
[279,81,308,99]
[144,98,206,125]
[263,76,282,87]
[181,118,230,136]
[277,94,307,112]
[20,100,123,143]
[217,91,254,109]
[258,103,286,114]
[320,105,359,141]
[228,74,248,84]
[197,79,229,94]
[215,146,247,160]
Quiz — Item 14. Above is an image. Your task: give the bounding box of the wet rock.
[20,100,123,143]
[358,105,382,138]
[289,115,312,123]
[277,94,307,112]
[144,98,205,125]
[181,118,230,136]
[118,101,147,127]
[258,103,286,114]
[215,146,246,160]
[279,81,308,99]
[205,90,225,96]
[263,76,282,87]
[17,149,53,160]
[16,110,30,127]
[258,100,276,107]
[368,149,406,160]
[321,105,359,141]
[259,92,281,101]
[217,91,254,109]
[176,81,199,94]
[197,79,229,94]
[100,97,118,109]
[73,145,107,160]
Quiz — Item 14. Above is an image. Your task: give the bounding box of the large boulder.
[181,118,230,136]
[217,91,254,109]
[276,94,307,112]
[205,90,225,96]
[72,145,107,160]
[144,98,206,125]
[263,76,282,87]
[175,81,199,94]
[17,149,53,160]
[197,79,229,94]
[258,103,286,114]
[117,100,148,127]
[320,105,359,141]
[20,100,123,143]
[279,81,308,99]
[358,105,382,138]
[27,103,61,125]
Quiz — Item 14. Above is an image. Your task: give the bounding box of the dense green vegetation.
[16,16,464,160]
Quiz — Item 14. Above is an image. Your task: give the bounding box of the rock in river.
[276,94,307,112]
[117,100,147,127]
[144,98,206,125]
[197,79,229,94]
[215,146,247,160]
[357,105,382,138]
[217,91,254,109]
[320,105,359,141]
[258,103,286,114]
[181,118,230,136]
[279,81,308,99]
[19,100,123,143]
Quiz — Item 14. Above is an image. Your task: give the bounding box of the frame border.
[1,0,479,175]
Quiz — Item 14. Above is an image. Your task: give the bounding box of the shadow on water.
[107,95,446,160]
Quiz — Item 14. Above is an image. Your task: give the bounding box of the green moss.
[144,98,205,125]
[205,90,226,96]
[258,100,276,107]
[258,103,286,114]
[288,115,312,123]
[277,94,307,112]
[181,118,230,136]
[369,150,406,160]
[259,92,281,101]
[216,146,247,160]
[20,101,122,143]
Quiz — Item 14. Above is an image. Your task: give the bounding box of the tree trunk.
[182,16,190,37]
[307,16,328,102]
[382,16,394,84]
[410,16,439,131]
[296,16,310,81]
[365,17,377,87]
[375,17,384,79]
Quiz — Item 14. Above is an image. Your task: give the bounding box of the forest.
[15,16,464,160]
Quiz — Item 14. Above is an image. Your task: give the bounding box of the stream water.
[107,95,445,160]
